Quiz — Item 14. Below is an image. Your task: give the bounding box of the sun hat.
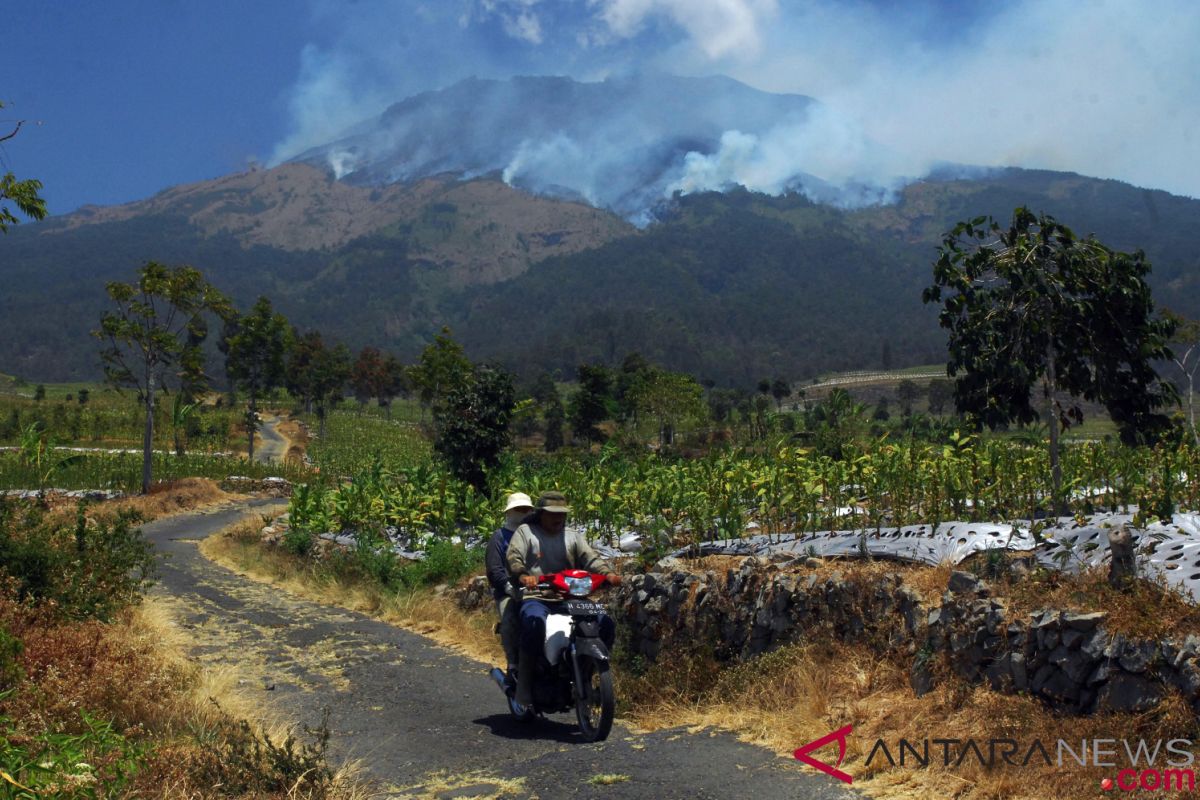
[503,492,535,513]
[535,491,571,514]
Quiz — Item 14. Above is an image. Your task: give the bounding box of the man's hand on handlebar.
[605,573,622,587]
[519,574,539,589]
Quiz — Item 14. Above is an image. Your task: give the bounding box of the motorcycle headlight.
[564,576,592,596]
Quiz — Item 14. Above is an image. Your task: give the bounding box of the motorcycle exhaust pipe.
[489,667,508,692]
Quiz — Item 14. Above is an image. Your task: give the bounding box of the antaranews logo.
[795,726,1200,791]
[794,725,854,784]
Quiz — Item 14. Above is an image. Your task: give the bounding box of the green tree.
[627,369,706,448]
[0,105,47,232]
[225,297,292,463]
[33,384,44,402]
[543,397,565,452]
[770,378,790,412]
[568,364,613,444]
[285,329,321,414]
[926,379,954,415]
[433,364,516,494]
[95,263,229,493]
[378,352,409,419]
[295,335,350,441]
[924,207,1177,514]
[351,346,386,413]
[895,379,920,416]
[408,327,472,417]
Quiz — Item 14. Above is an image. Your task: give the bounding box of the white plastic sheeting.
[650,512,1200,605]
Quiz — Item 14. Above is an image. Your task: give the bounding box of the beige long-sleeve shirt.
[506,521,610,578]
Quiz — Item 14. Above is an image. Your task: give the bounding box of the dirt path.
[145,503,858,799]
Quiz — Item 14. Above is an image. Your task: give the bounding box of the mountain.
[290,73,816,221]
[5,75,1200,385]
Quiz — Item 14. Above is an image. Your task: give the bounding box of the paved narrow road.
[253,415,289,464]
[146,503,858,799]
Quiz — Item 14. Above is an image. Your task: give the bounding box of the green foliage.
[432,364,516,494]
[924,207,1177,442]
[398,539,483,588]
[94,262,231,492]
[0,501,155,621]
[569,364,612,443]
[0,106,48,234]
[0,706,148,798]
[0,627,23,689]
[224,296,291,461]
[408,326,472,411]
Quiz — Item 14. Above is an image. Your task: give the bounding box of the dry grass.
[37,477,241,527]
[619,638,1200,800]
[202,525,1200,800]
[0,565,370,798]
[201,517,503,667]
[275,417,310,466]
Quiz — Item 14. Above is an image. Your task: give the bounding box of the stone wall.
[461,557,1200,717]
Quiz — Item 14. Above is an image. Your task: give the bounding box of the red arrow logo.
[794,724,854,784]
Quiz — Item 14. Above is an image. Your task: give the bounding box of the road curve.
[145,503,858,799]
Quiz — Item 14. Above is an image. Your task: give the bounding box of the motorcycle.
[489,568,616,742]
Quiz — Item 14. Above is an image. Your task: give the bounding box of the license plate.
[566,600,606,615]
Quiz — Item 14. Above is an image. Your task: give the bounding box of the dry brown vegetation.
[33,477,239,526]
[0,587,369,798]
[207,525,1200,800]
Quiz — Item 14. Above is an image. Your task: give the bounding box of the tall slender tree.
[225,297,292,463]
[95,263,229,493]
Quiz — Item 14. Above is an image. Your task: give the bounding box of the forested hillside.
[4,166,1200,385]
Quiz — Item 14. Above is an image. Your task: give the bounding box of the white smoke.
[273,0,1200,209]
[667,105,924,206]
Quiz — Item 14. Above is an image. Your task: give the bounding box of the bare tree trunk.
[142,374,155,495]
[1045,341,1064,517]
[247,394,257,463]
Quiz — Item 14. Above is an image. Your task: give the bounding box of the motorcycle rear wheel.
[575,656,614,742]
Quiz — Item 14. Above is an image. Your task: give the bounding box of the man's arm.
[569,532,611,574]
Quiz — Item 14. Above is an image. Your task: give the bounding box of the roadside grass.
[618,637,1200,800]
[208,521,1200,800]
[201,517,501,666]
[0,497,368,799]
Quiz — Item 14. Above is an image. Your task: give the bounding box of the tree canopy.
[95,262,229,492]
[924,207,1177,511]
[0,103,47,233]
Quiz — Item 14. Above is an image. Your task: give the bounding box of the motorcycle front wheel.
[574,656,614,742]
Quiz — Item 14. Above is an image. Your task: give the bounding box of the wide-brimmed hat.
[536,491,571,514]
[503,492,534,513]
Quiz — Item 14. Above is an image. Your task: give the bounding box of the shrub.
[399,539,483,588]
[0,501,155,622]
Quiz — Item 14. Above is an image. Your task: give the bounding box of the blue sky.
[4,1,1198,216]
